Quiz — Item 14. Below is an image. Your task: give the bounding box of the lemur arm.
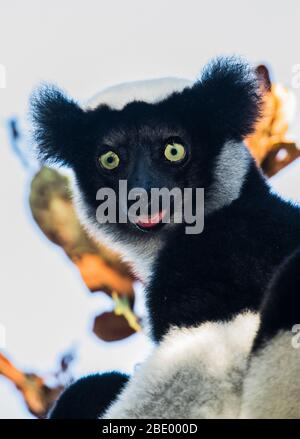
[102,312,258,419]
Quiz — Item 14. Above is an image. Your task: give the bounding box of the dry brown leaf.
[93,312,136,342]
[73,253,134,296]
[0,353,63,418]
[29,167,135,297]
[245,65,298,175]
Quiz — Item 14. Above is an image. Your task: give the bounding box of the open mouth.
[134,210,167,232]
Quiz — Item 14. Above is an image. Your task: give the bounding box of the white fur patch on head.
[206,141,251,215]
[102,312,259,419]
[240,331,300,419]
[85,77,193,111]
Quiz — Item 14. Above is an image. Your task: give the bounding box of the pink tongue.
[136,210,165,228]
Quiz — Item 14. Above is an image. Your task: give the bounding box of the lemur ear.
[31,85,86,166]
[191,56,262,142]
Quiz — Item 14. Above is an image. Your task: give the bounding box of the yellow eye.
[99,151,120,170]
[164,142,186,162]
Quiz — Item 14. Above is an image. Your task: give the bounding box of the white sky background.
[0,0,300,418]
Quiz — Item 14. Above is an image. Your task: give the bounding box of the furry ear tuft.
[194,56,262,142]
[30,84,85,165]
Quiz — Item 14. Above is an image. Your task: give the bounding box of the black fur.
[49,372,129,419]
[148,165,300,340]
[189,56,262,143]
[253,249,300,351]
[31,85,86,166]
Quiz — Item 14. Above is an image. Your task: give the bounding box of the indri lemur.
[31,56,300,418]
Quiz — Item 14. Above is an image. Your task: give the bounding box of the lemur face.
[69,102,209,239]
[31,57,260,247]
